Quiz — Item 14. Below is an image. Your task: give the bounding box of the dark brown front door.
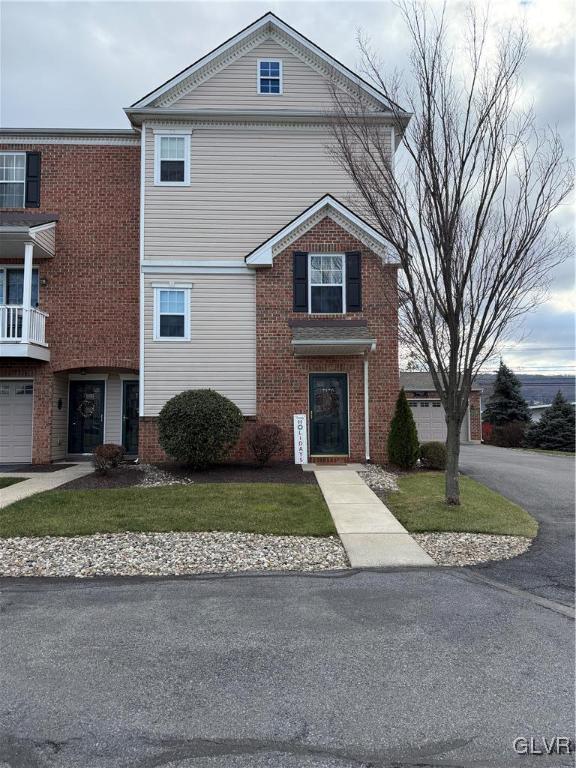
[309,374,349,455]
[68,381,105,454]
[122,380,139,455]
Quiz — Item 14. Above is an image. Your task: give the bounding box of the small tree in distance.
[525,392,575,452]
[387,388,420,470]
[482,362,531,427]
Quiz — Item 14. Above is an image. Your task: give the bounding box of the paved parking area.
[0,568,573,768]
[460,444,575,605]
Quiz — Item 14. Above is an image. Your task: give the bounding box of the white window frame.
[308,253,346,315]
[153,287,191,341]
[0,151,26,208]
[154,134,191,186]
[257,59,283,95]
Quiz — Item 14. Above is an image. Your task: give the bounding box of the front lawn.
[0,483,335,538]
[0,478,25,489]
[386,472,538,538]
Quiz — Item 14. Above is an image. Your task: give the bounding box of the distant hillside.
[477,374,575,406]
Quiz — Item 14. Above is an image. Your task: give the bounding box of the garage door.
[408,399,469,443]
[0,380,33,463]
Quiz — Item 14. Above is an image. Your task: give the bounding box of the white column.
[364,354,370,462]
[21,241,33,343]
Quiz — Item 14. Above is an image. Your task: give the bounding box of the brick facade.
[255,216,400,464]
[0,142,140,461]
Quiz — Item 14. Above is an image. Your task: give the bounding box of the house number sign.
[293,414,308,465]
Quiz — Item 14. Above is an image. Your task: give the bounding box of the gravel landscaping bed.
[413,532,532,566]
[0,532,347,577]
[358,464,399,493]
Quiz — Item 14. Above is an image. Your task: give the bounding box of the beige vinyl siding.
[143,124,383,260]
[51,374,68,460]
[170,39,345,111]
[105,374,122,444]
[143,273,256,416]
[33,226,56,256]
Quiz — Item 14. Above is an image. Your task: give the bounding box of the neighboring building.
[0,13,408,465]
[0,133,140,463]
[528,402,576,422]
[400,372,482,443]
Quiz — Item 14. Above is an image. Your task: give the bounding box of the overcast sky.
[1,0,574,376]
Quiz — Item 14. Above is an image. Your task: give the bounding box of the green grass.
[0,478,25,489]
[386,472,538,538]
[0,483,335,538]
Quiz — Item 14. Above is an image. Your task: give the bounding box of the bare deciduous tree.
[329,1,573,504]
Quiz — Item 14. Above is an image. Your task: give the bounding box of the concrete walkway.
[314,467,435,567]
[0,463,93,509]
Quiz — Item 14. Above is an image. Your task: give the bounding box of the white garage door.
[409,399,469,443]
[0,380,33,463]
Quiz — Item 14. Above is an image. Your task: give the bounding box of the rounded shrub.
[93,443,125,475]
[246,423,285,466]
[489,420,527,448]
[419,441,447,470]
[158,389,244,468]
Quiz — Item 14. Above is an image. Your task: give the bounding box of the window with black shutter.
[25,152,41,208]
[293,251,308,312]
[345,251,362,311]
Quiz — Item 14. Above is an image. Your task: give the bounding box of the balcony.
[0,306,50,360]
[0,212,56,362]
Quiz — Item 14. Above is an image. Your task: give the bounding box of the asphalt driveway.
[460,444,575,605]
[0,569,573,768]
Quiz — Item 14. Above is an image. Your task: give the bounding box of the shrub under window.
[158,389,244,468]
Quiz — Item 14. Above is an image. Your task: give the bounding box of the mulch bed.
[60,462,317,491]
[0,463,76,473]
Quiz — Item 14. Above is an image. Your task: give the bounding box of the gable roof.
[400,372,482,392]
[245,195,396,266]
[128,12,403,114]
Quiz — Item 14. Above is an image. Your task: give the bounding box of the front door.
[68,380,105,454]
[309,374,349,456]
[122,380,139,454]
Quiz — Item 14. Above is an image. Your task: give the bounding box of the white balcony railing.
[0,305,48,346]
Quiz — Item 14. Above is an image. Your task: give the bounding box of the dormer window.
[258,60,282,94]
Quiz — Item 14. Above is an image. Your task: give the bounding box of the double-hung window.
[154,134,190,185]
[0,152,26,207]
[258,60,282,94]
[154,288,190,340]
[309,254,345,313]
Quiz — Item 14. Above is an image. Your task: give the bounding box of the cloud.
[1,0,573,373]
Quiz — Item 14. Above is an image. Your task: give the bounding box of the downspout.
[364,352,370,462]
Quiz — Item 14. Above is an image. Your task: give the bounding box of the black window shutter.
[293,251,309,312]
[345,251,362,311]
[25,152,41,208]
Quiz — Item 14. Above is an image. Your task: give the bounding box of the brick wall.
[0,142,140,461]
[469,390,482,441]
[0,142,140,373]
[256,216,399,464]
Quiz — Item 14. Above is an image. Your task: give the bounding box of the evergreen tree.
[525,391,575,452]
[387,388,420,469]
[482,362,531,426]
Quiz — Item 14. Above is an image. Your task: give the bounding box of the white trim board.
[245,195,394,267]
[127,13,401,113]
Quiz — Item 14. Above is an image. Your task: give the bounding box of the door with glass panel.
[309,374,349,455]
